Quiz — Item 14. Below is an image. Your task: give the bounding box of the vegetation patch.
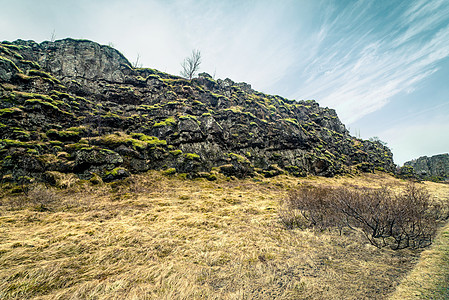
[0,55,22,72]
[28,69,61,84]
[281,183,442,250]
[24,98,60,111]
[153,117,176,128]
[20,59,41,69]
[228,152,250,164]
[0,107,22,117]
[93,132,167,150]
[46,129,80,142]
[169,149,183,156]
[183,152,200,160]
[282,118,299,126]
[14,91,52,101]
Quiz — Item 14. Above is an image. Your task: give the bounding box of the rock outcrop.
[0,38,395,183]
[403,154,449,181]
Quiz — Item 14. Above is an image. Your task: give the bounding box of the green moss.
[179,114,200,124]
[282,118,299,126]
[95,132,166,151]
[49,140,64,146]
[14,91,52,101]
[97,133,143,149]
[66,126,86,133]
[0,139,40,148]
[0,107,22,117]
[65,143,93,151]
[50,90,74,100]
[162,78,190,85]
[192,100,204,106]
[183,153,200,160]
[75,96,94,104]
[169,149,183,156]
[153,117,176,128]
[20,60,41,69]
[0,56,22,73]
[211,92,226,99]
[26,148,38,154]
[46,129,80,141]
[137,104,160,111]
[12,129,30,139]
[105,167,128,177]
[101,112,123,121]
[268,105,276,111]
[146,74,161,80]
[224,106,242,113]
[1,44,27,51]
[165,100,183,106]
[24,99,59,111]
[130,133,167,146]
[228,153,250,164]
[162,168,177,175]
[28,69,61,84]
[15,73,32,81]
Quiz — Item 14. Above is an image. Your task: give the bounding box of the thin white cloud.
[290,0,449,124]
[380,114,449,165]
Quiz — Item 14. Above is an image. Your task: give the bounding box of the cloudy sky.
[1,0,448,165]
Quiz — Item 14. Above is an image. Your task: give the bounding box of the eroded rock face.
[404,154,449,181]
[0,38,396,182]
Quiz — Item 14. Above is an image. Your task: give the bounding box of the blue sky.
[1,0,448,165]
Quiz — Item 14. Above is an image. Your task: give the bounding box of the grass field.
[0,171,448,299]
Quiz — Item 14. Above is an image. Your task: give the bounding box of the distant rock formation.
[403,154,449,181]
[0,38,395,183]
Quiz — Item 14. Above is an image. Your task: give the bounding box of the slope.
[0,38,395,184]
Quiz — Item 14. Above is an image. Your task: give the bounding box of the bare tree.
[50,29,56,42]
[180,49,201,80]
[132,53,142,68]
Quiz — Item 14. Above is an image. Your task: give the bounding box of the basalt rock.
[0,38,395,183]
[403,153,449,182]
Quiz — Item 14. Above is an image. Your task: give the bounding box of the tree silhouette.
[180,49,201,80]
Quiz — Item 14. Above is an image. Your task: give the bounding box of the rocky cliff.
[403,154,449,182]
[0,38,395,183]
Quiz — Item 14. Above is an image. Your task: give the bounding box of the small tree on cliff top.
[180,49,201,80]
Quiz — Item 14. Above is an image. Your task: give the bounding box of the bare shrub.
[281,183,441,249]
[280,185,339,230]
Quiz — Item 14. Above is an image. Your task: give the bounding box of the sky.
[1,0,448,165]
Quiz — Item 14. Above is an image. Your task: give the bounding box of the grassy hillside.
[0,172,448,299]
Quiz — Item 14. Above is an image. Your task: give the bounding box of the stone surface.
[404,153,449,181]
[0,38,396,182]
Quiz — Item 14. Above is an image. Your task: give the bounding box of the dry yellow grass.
[0,171,448,299]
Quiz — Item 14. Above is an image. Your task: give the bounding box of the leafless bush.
[281,183,441,249]
[280,185,340,230]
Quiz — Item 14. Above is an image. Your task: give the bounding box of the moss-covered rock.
[46,129,81,142]
[0,38,397,184]
[103,167,130,182]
